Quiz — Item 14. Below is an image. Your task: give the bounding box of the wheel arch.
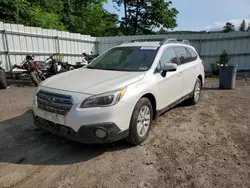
[198,75,203,87]
[140,93,157,120]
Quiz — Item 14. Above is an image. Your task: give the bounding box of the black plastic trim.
[33,115,129,144]
[156,93,192,117]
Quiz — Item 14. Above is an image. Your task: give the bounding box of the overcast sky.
[103,0,250,31]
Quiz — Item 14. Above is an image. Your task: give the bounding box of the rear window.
[88,46,159,71]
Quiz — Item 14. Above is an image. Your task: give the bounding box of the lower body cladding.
[33,115,129,143]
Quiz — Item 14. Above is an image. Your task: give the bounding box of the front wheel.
[30,71,40,86]
[127,98,153,145]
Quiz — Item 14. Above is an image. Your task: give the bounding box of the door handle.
[178,72,182,76]
[193,66,197,69]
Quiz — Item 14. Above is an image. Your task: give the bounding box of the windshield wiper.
[103,68,122,71]
[87,66,98,69]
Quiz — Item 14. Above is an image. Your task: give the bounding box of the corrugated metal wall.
[0,22,96,71]
[0,21,249,72]
[96,32,250,72]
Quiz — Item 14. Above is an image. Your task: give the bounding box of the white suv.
[33,39,205,145]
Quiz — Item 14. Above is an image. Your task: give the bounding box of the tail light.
[201,61,205,67]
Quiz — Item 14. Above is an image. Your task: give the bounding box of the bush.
[211,49,230,76]
[219,49,230,66]
[211,62,219,76]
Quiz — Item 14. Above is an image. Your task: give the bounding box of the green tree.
[28,6,66,30]
[247,22,250,31]
[157,28,168,34]
[28,0,64,13]
[0,0,30,24]
[219,49,230,66]
[239,20,246,31]
[0,0,120,36]
[61,1,120,36]
[113,0,178,35]
[223,22,235,33]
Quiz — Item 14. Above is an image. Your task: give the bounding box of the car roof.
[118,41,193,49]
[119,41,161,47]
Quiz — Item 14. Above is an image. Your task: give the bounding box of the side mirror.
[161,63,177,77]
[163,63,177,72]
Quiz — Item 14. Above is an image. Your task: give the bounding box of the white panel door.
[154,47,183,110]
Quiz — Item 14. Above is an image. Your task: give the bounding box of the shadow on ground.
[7,79,36,87]
[0,110,130,166]
[202,87,220,91]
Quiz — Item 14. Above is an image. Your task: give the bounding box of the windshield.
[87,46,159,71]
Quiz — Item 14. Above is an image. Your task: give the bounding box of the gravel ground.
[0,78,250,188]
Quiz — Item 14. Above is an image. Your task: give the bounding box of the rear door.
[154,47,183,110]
[174,46,197,96]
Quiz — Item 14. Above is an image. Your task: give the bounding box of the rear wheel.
[127,98,153,145]
[0,69,7,89]
[187,78,202,105]
[30,71,40,86]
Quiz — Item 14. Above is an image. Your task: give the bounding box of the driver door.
[154,47,183,110]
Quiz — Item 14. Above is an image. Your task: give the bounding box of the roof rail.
[160,38,190,45]
[121,38,165,44]
[120,38,191,46]
[159,38,177,45]
[182,39,190,45]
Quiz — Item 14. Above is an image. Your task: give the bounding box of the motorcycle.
[0,61,7,89]
[72,51,99,69]
[82,51,99,64]
[40,53,74,78]
[14,55,46,86]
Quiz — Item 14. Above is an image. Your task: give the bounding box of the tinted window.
[158,47,178,70]
[174,47,189,64]
[88,46,159,71]
[186,47,198,61]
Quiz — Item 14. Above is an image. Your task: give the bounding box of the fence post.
[199,39,202,56]
[56,36,60,54]
[3,29,12,76]
[95,41,99,55]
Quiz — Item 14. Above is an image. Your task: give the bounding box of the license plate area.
[36,109,65,125]
[35,116,76,140]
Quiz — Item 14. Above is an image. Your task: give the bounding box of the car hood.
[40,68,145,95]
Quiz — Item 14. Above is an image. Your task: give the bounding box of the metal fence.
[0,22,97,71]
[96,32,250,72]
[0,21,250,72]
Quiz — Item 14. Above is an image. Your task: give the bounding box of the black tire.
[0,69,7,89]
[127,98,153,145]
[187,78,202,105]
[30,71,40,86]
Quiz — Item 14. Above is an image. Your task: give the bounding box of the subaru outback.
[33,38,205,145]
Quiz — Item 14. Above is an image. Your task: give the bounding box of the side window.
[186,47,198,61]
[158,47,178,70]
[174,47,189,64]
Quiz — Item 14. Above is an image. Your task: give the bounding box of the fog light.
[95,129,107,139]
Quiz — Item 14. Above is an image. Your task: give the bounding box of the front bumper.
[32,87,136,143]
[34,115,129,143]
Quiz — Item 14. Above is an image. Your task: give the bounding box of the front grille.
[37,90,73,115]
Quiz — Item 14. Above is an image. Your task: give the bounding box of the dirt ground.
[0,78,250,188]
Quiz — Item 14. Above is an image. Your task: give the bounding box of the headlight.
[80,88,127,108]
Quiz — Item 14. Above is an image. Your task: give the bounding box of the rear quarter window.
[174,46,189,64]
[186,47,198,61]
